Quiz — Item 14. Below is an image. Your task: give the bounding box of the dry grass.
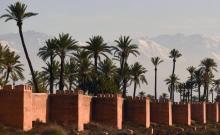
[0,122,220,135]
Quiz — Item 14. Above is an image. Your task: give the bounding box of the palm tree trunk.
[206,85,209,102]
[49,56,54,94]
[154,67,157,100]
[198,85,201,102]
[190,76,193,102]
[69,79,72,91]
[171,59,176,101]
[169,90,172,100]
[5,69,10,84]
[172,59,176,75]
[122,78,127,97]
[133,82,137,98]
[212,90,214,103]
[18,24,39,92]
[203,83,206,100]
[59,55,65,91]
[94,54,98,73]
[94,54,98,95]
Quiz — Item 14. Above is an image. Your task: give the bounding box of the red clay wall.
[124,97,150,128]
[191,102,206,124]
[150,100,172,125]
[0,85,32,131]
[92,94,123,129]
[206,102,219,123]
[172,103,191,125]
[49,90,92,131]
[32,93,49,123]
[77,94,92,131]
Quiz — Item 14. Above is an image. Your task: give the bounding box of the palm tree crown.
[151,57,164,68]
[0,2,38,26]
[130,62,148,98]
[84,35,111,71]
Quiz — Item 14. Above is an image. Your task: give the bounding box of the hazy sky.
[1,0,220,41]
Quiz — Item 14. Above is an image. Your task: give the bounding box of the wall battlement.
[0,85,220,131]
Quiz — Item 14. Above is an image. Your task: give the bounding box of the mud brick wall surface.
[191,102,206,124]
[92,94,123,129]
[49,94,78,125]
[32,93,49,123]
[172,103,191,125]
[124,97,150,128]
[0,85,32,131]
[150,101,172,125]
[206,102,219,123]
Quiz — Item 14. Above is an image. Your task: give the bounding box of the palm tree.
[138,91,146,98]
[187,66,196,102]
[2,51,24,84]
[159,93,169,100]
[84,36,111,73]
[27,71,47,93]
[169,49,182,99]
[1,2,39,92]
[177,83,185,102]
[211,79,220,102]
[200,58,217,101]
[130,62,148,98]
[165,74,180,101]
[55,33,78,91]
[98,59,118,94]
[64,58,77,91]
[74,49,93,93]
[98,58,117,79]
[194,68,204,101]
[38,38,57,93]
[42,60,60,91]
[113,36,139,97]
[151,56,163,100]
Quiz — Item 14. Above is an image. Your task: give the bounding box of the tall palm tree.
[113,36,139,97]
[169,49,182,99]
[38,38,57,93]
[2,51,24,84]
[130,62,148,98]
[165,74,180,101]
[200,58,217,101]
[84,35,111,73]
[98,58,118,94]
[187,66,196,102]
[1,2,39,92]
[151,56,163,100]
[194,68,204,101]
[55,33,78,91]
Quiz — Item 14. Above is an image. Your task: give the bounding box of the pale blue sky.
[1,0,220,41]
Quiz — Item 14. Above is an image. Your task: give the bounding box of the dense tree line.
[1,1,220,102]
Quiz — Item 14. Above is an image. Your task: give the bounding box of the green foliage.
[0,43,24,86]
